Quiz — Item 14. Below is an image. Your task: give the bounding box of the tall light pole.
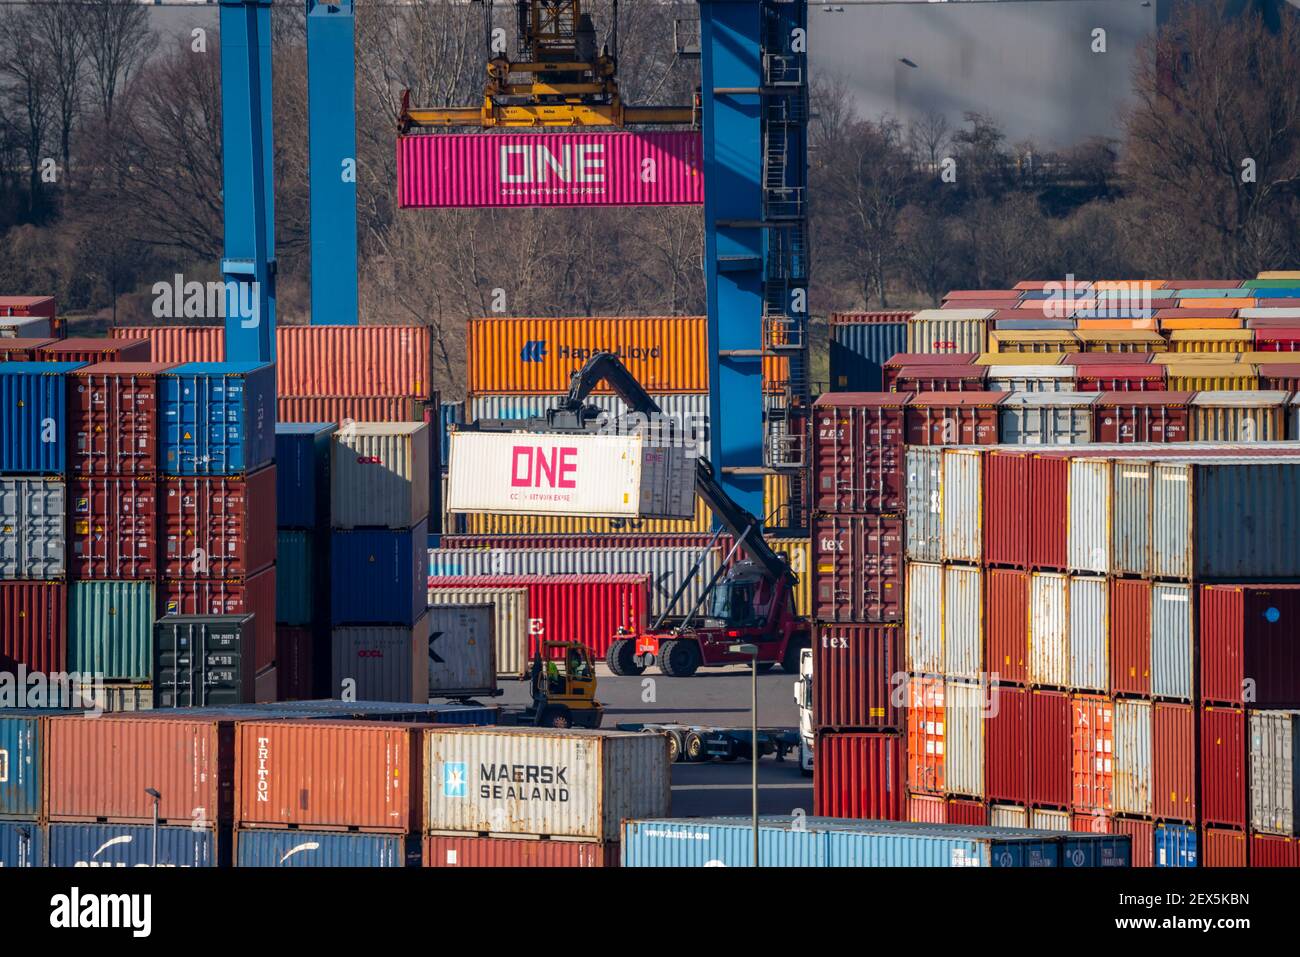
[730,642,760,867]
[145,788,161,867]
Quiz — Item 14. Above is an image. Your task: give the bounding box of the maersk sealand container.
[0,820,44,866]
[621,818,1130,867]
[0,362,85,472]
[235,828,421,867]
[46,822,227,867]
[161,363,275,475]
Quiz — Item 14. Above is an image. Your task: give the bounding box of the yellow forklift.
[500,640,604,729]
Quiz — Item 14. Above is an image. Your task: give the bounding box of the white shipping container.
[331,616,430,703]
[998,392,1098,445]
[906,562,943,675]
[425,604,497,697]
[1068,459,1111,574]
[1029,573,1069,687]
[941,450,981,563]
[1113,699,1153,816]
[425,587,530,679]
[0,316,52,338]
[943,565,983,680]
[989,804,1028,829]
[944,680,985,799]
[423,727,671,841]
[0,477,65,578]
[447,431,695,520]
[985,365,1076,392]
[1068,577,1108,693]
[1030,808,1071,831]
[906,309,993,354]
[331,422,432,529]
[1110,460,1151,577]
[1249,710,1300,836]
[905,447,943,563]
[1151,584,1193,700]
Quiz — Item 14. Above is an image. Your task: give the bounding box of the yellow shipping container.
[1177,298,1253,309]
[1158,316,1243,330]
[769,537,811,617]
[987,330,1080,353]
[1168,329,1252,352]
[973,352,1066,366]
[1152,352,1242,365]
[1073,329,1166,352]
[1189,391,1290,442]
[1165,362,1259,391]
[906,309,992,354]
[764,472,794,530]
[1257,271,1300,280]
[1239,350,1300,365]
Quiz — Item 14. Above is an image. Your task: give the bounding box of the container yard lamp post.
[145,788,161,867]
[729,642,760,867]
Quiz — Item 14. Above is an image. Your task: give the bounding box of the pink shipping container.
[427,574,648,658]
[235,721,423,832]
[276,325,432,398]
[422,835,619,867]
[0,581,66,673]
[813,730,905,820]
[397,131,704,208]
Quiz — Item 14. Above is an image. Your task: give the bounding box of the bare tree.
[0,8,55,216]
[30,2,86,188]
[82,0,151,133]
[907,110,949,173]
[896,204,955,306]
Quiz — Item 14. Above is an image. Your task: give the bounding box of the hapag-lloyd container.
[0,477,65,578]
[447,431,694,521]
[162,467,277,578]
[397,131,703,209]
[423,727,670,840]
[235,720,423,832]
[276,325,433,397]
[906,677,945,795]
[1200,584,1300,708]
[1070,694,1113,813]
[68,581,156,681]
[1110,578,1151,696]
[1113,699,1153,817]
[1249,710,1300,836]
[0,581,66,672]
[1154,702,1197,823]
[986,686,1028,804]
[812,394,909,513]
[905,309,993,354]
[1190,390,1289,441]
[1202,707,1248,829]
[46,714,234,823]
[0,362,84,473]
[423,834,618,867]
[427,574,648,658]
[47,823,225,867]
[331,618,431,703]
[813,514,905,623]
[1092,392,1191,443]
[1029,690,1071,808]
[944,680,985,799]
[986,568,1028,684]
[68,362,172,475]
[331,422,431,529]
[237,829,420,867]
[998,392,1098,444]
[428,587,530,679]
[812,624,902,731]
[814,731,905,820]
[161,363,275,475]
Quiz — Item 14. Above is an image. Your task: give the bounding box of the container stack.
[273,422,337,700]
[0,295,60,338]
[329,422,432,702]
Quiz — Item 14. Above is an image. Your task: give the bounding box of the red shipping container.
[1113,816,1154,867]
[811,394,910,512]
[235,720,423,832]
[985,685,1029,804]
[423,835,619,867]
[1092,392,1191,443]
[1251,834,1300,867]
[944,300,1020,310]
[397,130,704,209]
[812,623,901,730]
[831,311,917,323]
[1254,329,1300,351]
[45,714,234,824]
[904,392,1005,446]
[1070,694,1114,813]
[1028,454,1068,570]
[890,364,987,393]
[906,676,945,795]
[1064,352,1154,365]
[276,326,433,399]
[1153,702,1196,823]
[1073,364,1166,392]
[947,798,988,826]
[983,451,1031,569]
[162,467,277,579]
[1109,579,1152,697]
[110,325,223,363]
[1072,810,1111,834]
[275,626,315,701]
[1200,584,1300,708]
[812,514,904,623]
[0,338,55,361]
[1201,707,1248,830]
[947,290,1022,301]
[1029,690,1071,809]
[814,730,904,820]
[68,478,158,579]
[0,581,66,673]
[427,574,648,658]
[909,793,947,823]
[68,362,172,476]
[986,569,1029,684]
[37,337,150,364]
[1201,827,1248,866]
[161,567,277,672]
[279,395,426,425]
[1258,364,1300,391]
[881,353,977,390]
[0,295,56,318]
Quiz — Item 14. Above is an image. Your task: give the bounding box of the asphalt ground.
[494,663,814,818]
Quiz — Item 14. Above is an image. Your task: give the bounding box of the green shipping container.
[276,530,315,626]
[68,581,156,681]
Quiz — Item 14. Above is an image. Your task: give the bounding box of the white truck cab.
[794,647,813,776]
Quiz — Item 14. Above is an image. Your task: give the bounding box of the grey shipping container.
[67,580,156,681]
[331,615,431,703]
[945,680,985,799]
[905,447,943,563]
[0,477,65,579]
[1151,584,1193,700]
[426,586,529,679]
[998,393,1097,445]
[331,422,431,529]
[830,321,908,391]
[1067,459,1111,574]
[1249,710,1300,836]
[425,604,496,697]
[1113,699,1153,817]
[985,365,1076,392]
[905,562,943,675]
[943,565,983,679]
[1068,577,1107,692]
[941,450,981,563]
[0,317,52,338]
[1029,573,1069,687]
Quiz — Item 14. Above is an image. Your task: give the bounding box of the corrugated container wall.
[423,834,617,867]
[829,319,909,391]
[331,619,431,703]
[69,363,171,475]
[427,587,530,679]
[1113,699,1153,817]
[69,477,158,579]
[813,731,905,820]
[0,363,82,473]
[998,393,1097,445]
[162,468,277,579]
[944,680,986,799]
[905,563,943,675]
[0,581,67,673]
[1202,707,1248,829]
[905,310,992,354]
[276,325,432,397]
[813,514,905,623]
[1151,584,1194,700]
[67,581,156,681]
[1190,391,1289,442]
[0,712,45,819]
[1249,710,1300,836]
[1200,585,1300,708]
[941,450,981,563]
[236,829,418,867]
[943,565,983,679]
[330,423,431,529]
[48,823,224,868]
[161,363,276,475]
[813,624,902,731]
[0,477,65,579]
[278,395,425,425]
[330,523,427,627]
[1154,702,1197,823]
[1029,573,1070,687]
[905,447,942,563]
[1068,577,1108,692]
[1067,459,1111,574]
[424,604,496,697]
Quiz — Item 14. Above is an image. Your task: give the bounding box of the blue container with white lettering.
[0,820,44,866]
[161,362,275,475]
[0,362,85,473]
[235,828,420,867]
[46,822,227,867]
[1155,823,1198,867]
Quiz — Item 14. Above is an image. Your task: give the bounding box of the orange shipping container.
[112,325,224,364]
[906,676,945,795]
[1178,298,1253,309]
[1071,695,1114,813]
[1158,316,1243,330]
[278,395,425,424]
[235,721,423,832]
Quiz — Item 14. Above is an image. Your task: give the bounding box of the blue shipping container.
[1253,288,1300,298]
[161,362,275,475]
[0,362,85,473]
[1155,823,1198,868]
[0,820,44,866]
[0,711,46,819]
[235,828,419,867]
[275,530,315,626]
[439,401,461,473]
[46,823,227,867]
[621,818,1131,868]
[330,520,428,626]
[829,322,907,392]
[275,422,336,528]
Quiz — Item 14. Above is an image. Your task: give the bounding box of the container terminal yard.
[0,0,1296,934]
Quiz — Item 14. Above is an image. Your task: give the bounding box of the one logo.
[443,762,468,798]
[520,340,547,363]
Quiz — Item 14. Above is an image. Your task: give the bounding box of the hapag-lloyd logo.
[511,445,578,489]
